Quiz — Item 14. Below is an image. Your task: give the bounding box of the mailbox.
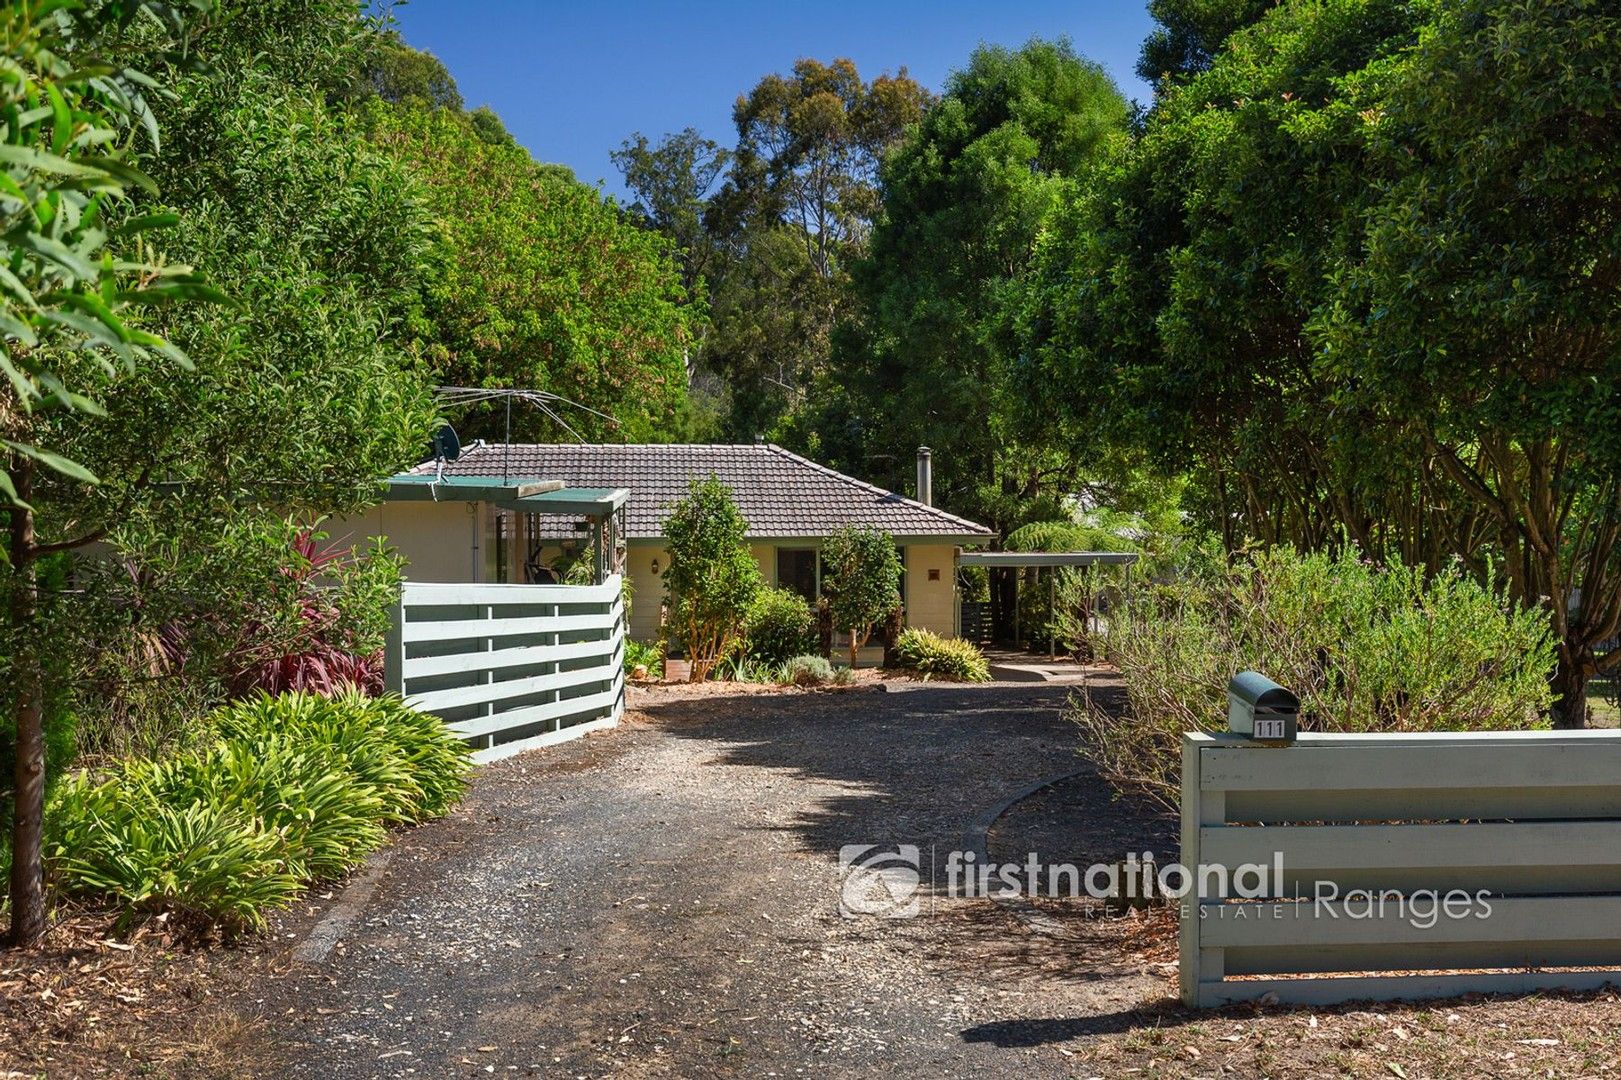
[1227,671,1298,744]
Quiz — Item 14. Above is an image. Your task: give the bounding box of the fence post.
[1179,734,1201,1007]
[1180,732,1229,1008]
[384,588,406,696]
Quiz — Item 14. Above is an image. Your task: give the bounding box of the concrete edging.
[960,766,1093,936]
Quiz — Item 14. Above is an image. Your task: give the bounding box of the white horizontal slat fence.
[385,577,625,762]
[1181,729,1621,1007]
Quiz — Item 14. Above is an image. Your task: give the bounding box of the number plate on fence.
[1254,718,1287,740]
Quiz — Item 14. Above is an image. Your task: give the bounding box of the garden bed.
[0,910,270,1078]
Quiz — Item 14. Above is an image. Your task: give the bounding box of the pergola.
[386,475,630,584]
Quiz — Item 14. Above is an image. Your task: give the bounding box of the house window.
[777,547,818,603]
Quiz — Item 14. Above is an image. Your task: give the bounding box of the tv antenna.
[434,386,619,483]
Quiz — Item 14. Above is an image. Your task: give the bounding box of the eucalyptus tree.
[727,58,930,279]
[613,128,730,299]
[614,60,929,443]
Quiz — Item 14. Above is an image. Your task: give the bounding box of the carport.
[956,550,1139,658]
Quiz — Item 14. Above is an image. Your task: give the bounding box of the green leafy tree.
[820,526,901,667]
[818,39,1128,633]
[464,105,516,147]
[1019,1,1421,555]
[1137,0,1279,87]
[0,0,221,947]
[1029,0,1621,725]
[0,0,220,503]
[1313,0,1621,726]
[363,100,701,442]
[4,0,442,943]
[661,478,761,680]
[354,28,463,109]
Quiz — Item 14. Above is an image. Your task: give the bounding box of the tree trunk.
[7,458,46,946]
[847,630,859,670]
[1549,649,1591,730]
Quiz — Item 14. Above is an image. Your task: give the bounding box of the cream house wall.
[329,506,969,647]
[750,544,775,584]
[625,542,795,643]
[904,543,959,637]
[624,543,667,643]
[326,500,480,582]
[624,539,961,644]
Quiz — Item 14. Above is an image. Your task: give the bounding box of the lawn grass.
[1587,681,1618,728]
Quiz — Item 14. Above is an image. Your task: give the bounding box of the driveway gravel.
[229,680,1173,1077]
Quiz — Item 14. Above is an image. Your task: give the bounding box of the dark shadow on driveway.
[960,1000,1189,1045]
[634,680,1172,894]
[634,683,1092,881]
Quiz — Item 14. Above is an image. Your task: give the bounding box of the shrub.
[661,478,761,680]
[781,654,835,687]
[744,587,817,664]
[45,690,470,932]
[133,737,388,881]
[821,527,902,667]
[1076,545,1556,807]
[211,689,470,823]
[716,653,795,683]
[228,530,401,697]
[48,778,302,933]
[624,638,663,678]
[892,628,992,682]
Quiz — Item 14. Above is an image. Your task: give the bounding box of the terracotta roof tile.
[406,443,993,541]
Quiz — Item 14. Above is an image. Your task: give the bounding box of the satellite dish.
[431,422,461,463]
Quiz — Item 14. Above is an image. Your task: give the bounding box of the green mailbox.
[1227,671,1298,745]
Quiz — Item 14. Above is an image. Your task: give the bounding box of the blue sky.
[389,1,1157,200]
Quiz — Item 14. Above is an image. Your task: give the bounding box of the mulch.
[0,909,271,1079]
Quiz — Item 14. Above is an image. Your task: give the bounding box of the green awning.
[501,486,628,516]
[386,474,627,516]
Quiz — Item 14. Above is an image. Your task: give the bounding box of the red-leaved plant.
[228,530,385,697]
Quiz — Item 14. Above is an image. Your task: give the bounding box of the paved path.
[233,682,1170,1077]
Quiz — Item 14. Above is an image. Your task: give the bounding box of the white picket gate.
[384,577,625,762]
[1181,729,1621,1007]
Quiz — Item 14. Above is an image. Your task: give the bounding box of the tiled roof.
[403,443,993,541]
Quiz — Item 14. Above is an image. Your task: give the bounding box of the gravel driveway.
[230,680,1172,1077]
